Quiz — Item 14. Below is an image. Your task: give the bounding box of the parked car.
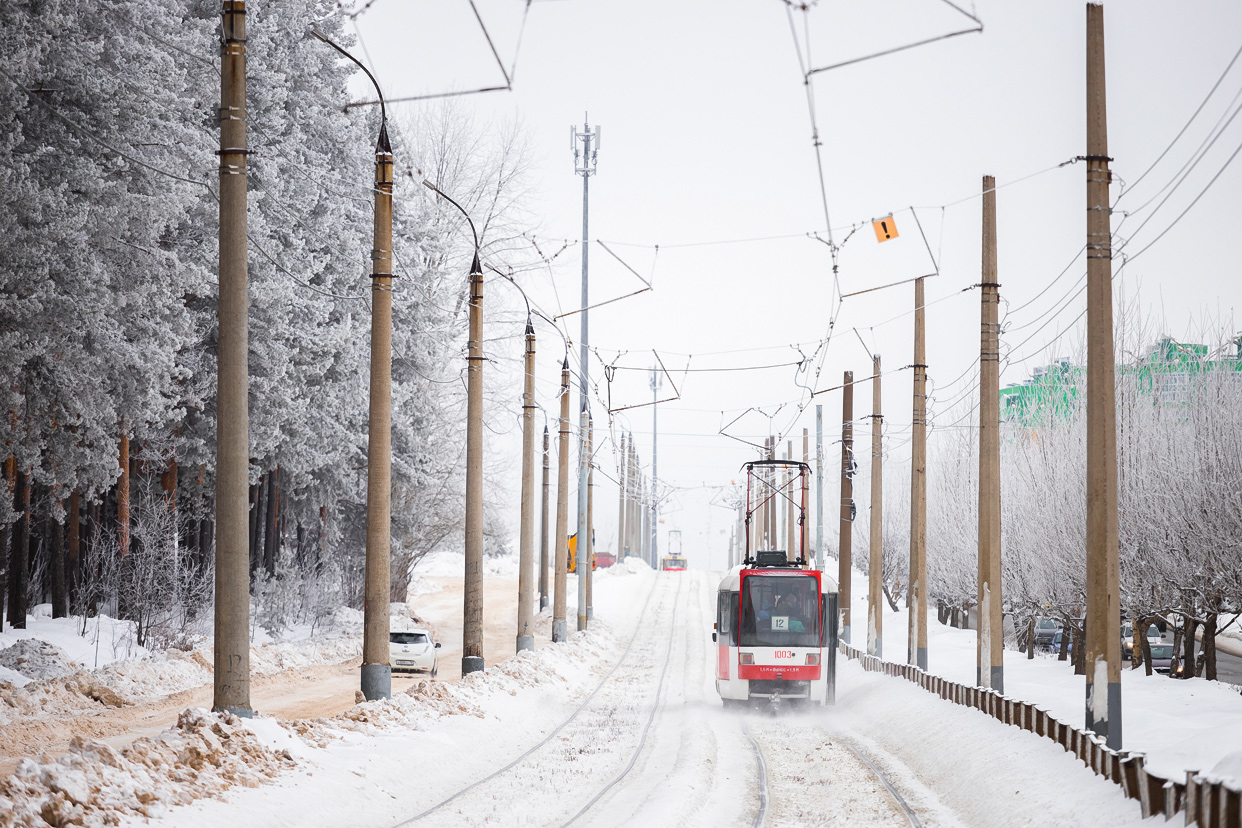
[1033,617,1060,650]
[1147,643,1175,674]
[1050,629,1072,656]
[389,629,440,677]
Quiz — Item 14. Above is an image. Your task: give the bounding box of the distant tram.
[715,459,838,709]
[661,554,687,571]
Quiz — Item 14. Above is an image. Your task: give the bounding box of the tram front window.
[740,574,820,647]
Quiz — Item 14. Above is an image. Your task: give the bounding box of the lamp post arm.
[310,27,386,124]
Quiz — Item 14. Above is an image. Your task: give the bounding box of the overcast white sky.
[349,0,1242,569]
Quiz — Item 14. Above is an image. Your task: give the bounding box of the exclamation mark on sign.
[873,214,899,243]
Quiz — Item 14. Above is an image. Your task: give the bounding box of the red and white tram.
[714,460,838,709]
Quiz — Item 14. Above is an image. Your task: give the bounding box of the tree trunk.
[1072,625,1085,674]
[8,468,31,629]
[1137,616,1154,676]
[117,434,130,557]
[1170,624,1183,678]
[248,477,263,577]
[1181,615,1198,680]
[67,491,80,608]
[50,509,67,618]
[199,517,213,569]
[1202,613,1217,681]
[263,467,279,574]
[1026,615,1036,659]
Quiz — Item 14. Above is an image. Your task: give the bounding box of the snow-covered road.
[135,567,1154,827]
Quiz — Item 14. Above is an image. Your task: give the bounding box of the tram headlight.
[740,653,754,665]
[805,653,820,666]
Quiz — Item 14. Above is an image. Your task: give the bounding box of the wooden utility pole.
[214,0,251,716]
[978,175,1004,693]
[839,372,854,645]
[362,121,395,700]
[462,245,485,675]
[516,321,537,652]
[540,426,550,611]
[553,360,570,643]
[786,442,795,557]
[816,405,824,572]
[802,428,809,562]
[868,355,883,658]
[909,278,928,670]
[1084,2,1121,749]
[585,416,594,622]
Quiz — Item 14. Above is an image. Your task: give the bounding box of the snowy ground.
[841,569,1242,783]
[7,561,1238,826]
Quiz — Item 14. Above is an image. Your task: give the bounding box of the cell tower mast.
[571,116,599,631]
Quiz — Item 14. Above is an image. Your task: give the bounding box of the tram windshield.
[739,573,820,647]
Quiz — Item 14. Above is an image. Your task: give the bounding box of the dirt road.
[0,574,527,776]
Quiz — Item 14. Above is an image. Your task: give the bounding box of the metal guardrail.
[839,642,1242,827]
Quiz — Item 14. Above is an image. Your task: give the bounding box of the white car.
[389,629,440,677]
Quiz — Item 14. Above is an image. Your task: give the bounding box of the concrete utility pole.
[839,372,854,645]
[1084,2,1121,749]
[309,24,396,699]
[868,355,883,659]
[650,367,662,567]
[617,432,627,560]
[816,405,824,572]
[553,360,571,643]
[909,277,929,671]
[586,417,594,621]
[540,426,550,611]
[572,117,598,634]
[362,119,395,700]
[516,321,537,652]
[214,0,251,717]
[978,175,1004,693]
[461,245,486,674]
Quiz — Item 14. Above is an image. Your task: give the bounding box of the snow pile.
[0,612,151,673]
[327,624,616,738]
[0,709,296,826]
[0,673,124,726]
[0,640,80,684]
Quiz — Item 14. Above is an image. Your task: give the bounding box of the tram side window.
[730,592,740,646]
[717,593,731,640]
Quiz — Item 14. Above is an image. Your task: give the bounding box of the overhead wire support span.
[344,0,532,108]
[553,241,655,321]
[840,273,937,299]
[802,0,983,77]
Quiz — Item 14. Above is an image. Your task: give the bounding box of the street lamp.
[422,179,486,675]
[311,27,393,701]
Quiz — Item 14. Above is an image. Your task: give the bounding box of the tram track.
[743,713,928,827]
[741,721,770,828]
[393,574,682,827]
[558,575,684,826]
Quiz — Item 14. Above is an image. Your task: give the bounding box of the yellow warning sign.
[873,215,898,243]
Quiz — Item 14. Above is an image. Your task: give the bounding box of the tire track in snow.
[394,574,680,827]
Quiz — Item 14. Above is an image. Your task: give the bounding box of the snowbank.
[845,566,1242,786]
[0,709,296,827]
